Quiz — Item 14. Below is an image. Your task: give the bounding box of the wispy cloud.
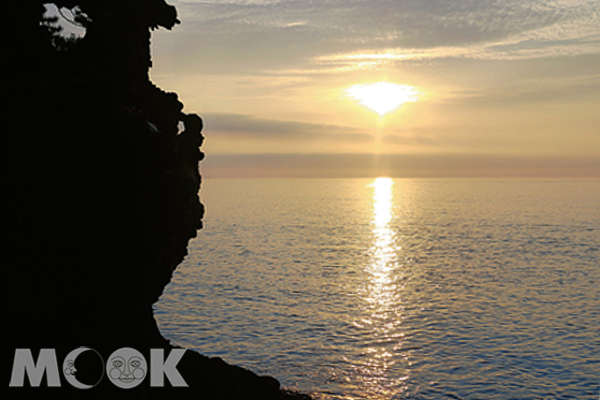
[314,35,600,71]
[167,0,600,75]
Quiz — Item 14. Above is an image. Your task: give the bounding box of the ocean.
[154,178,599,399]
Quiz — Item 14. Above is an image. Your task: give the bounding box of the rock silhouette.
[1,1,311,399]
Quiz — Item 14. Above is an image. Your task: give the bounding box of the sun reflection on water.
[350,177,409,398]
[368,177,397,304]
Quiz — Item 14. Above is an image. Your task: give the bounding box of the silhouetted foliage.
[40,13,82,51]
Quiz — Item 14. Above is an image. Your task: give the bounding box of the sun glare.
[371,177,394,227]
[346,82,419,116]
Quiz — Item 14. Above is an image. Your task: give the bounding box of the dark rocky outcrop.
[0,1,311,399]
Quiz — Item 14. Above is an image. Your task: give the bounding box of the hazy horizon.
[199,153,600,178]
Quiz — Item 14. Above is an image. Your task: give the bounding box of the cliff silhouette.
[1,1,310,399]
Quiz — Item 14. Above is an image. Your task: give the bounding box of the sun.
[346,82,419,115]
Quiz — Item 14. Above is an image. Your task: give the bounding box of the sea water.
[154,178,600,399]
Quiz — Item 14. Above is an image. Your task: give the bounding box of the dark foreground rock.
[0,1,311,399]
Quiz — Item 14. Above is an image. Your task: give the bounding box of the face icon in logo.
[64,359,76,376]
[106,348,147,389]
[62,347,104,389]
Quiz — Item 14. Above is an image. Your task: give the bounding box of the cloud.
[201,112,370,141]
[315,36,599,67]
[164,0,600,75]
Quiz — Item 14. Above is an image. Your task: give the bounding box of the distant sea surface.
[155,178,599,399]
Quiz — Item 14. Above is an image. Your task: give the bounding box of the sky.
[145,0,600,178]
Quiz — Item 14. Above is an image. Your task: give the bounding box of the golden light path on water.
[350,177,409,398]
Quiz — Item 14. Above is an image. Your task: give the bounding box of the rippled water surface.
[155,179,599,399]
